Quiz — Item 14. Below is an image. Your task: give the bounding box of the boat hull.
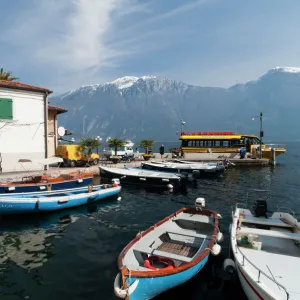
[0,186,121,215]
[116,254,209,300]
[236,263,271,300]
[99,168,183,188]
[141,163,225,178]
[0,177,93,194]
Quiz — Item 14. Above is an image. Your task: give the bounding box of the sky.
[1,0,300,93]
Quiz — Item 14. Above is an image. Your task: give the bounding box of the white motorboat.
[99,166,187,189]
[230,199,300,300]
[141,161,225,178]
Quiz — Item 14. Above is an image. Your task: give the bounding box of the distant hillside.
[51,67,300,144]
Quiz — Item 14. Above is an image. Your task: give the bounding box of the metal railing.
[276,207,295,216]
[264,143,286,149]
[234,238,289,299]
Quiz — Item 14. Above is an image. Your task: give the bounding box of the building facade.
[0,80,52,172]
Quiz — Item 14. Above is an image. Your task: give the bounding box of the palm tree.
[107,138,125,156]
[0,68,19,81]
[79,137,101,150]
[140,139,154,154]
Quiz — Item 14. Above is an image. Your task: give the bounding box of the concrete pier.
[0,152,271,181]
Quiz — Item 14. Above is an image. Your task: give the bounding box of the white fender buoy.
[211,244,221,256]
[117,197,122,201]
[217,213,222,219]
[167,184,173,189]
[223,258,236,275]
[217,231,224,243]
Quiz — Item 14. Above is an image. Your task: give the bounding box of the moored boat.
[0,183,121,215]
[99,166,187,189]
[230,199,300,300]
[0,158,94,193]
[141,161,225,178]
[114,199,223,300]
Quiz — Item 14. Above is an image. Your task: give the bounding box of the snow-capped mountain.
[51,69,300,143]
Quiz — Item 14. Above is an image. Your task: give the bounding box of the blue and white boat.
[0,183,121,215]
[114,199,223,300]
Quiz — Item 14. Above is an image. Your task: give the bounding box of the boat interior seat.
[242,215,293,228]
[238,227,300,241]
[133,227,210,264]
[172,213,212,224]
[133,244,193,263]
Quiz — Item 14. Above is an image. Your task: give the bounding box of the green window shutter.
[0,98,13,120]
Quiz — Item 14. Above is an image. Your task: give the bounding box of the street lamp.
[252,112,263,159]
[95,136,102,154]
[181,120,186,133]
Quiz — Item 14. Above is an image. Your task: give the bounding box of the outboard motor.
[195,197,205,211]
[253,200,268,218]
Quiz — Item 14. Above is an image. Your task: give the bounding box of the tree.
[0,68,19,81]
[79,137,101,149]
[140,139,154,154]
[107,138,125,156]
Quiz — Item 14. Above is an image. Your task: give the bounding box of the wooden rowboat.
[114,200,223,300]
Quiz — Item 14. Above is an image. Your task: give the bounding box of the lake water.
[0,142,299,300]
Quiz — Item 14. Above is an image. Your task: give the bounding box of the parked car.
[100,141,134,160]
[56,144,100,167]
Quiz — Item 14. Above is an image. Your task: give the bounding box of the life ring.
[144,256,175,271]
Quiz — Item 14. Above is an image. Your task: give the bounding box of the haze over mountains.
[51,67,300,143]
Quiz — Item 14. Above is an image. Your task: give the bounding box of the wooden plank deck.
[157,241,198,267]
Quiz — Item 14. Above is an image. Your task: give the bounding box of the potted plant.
[140,139,154,161]
[107,137,124,164]
[79,137,101,165]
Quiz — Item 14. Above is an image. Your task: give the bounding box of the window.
[0,98,13,120]
[182,140,188,147]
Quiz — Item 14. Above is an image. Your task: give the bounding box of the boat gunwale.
[117,207,219,278]
[0,185,121,202]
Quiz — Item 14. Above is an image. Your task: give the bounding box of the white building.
[0,80,53,173]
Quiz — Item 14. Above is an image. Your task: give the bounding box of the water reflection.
[0,145,298,300]
[0,213,79,270]
[0,201,121,271]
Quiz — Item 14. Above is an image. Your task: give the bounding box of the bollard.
[269,147,276,166]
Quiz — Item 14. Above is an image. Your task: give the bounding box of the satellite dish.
[58,126,65,137]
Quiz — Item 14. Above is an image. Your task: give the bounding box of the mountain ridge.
[52,67,300,142]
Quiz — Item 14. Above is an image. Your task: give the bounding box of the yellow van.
[55,144,100,167]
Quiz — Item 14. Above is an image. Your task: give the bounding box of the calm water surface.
[0,143,299,300]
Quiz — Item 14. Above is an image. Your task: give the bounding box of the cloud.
[1,0,148,89]
[154,0,213,20]
[0,0,216,92]
[36,0,145,71]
